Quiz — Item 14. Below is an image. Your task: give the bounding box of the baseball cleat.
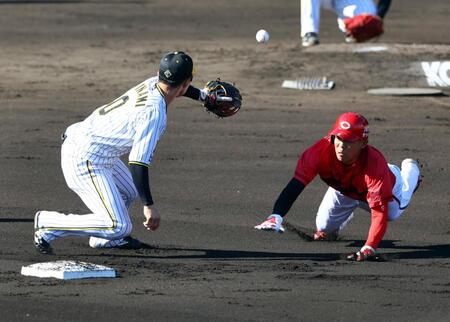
[345,34,356,43]
[313,230,338,241]
[302,32,320,47]
[117,236,142,250]
[254,214,285,233]
[34,231,53,255]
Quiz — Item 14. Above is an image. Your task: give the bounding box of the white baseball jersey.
[35,76,167,248]
[300,0,377,36]
[65,76,167,166]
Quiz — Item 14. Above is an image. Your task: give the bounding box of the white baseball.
[256,29,269,44]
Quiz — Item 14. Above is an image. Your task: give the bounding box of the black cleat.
[302,32,320,47]
[117,236,142,250]
[34,232,53,255]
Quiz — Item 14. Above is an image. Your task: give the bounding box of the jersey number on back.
[98,95,129,115]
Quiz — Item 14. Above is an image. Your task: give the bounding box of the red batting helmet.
[329,112,369,142]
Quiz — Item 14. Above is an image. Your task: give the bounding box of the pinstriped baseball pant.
[35,140,138,248]
[300,0,377,36]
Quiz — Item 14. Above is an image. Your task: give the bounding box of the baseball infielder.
[255,112,420,261]
[34,52,222,254]
[301,0,392,46]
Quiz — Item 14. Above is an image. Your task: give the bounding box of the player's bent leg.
[35,158,134,250]
[315,187,358,239]
[68,163,131,236]
[356,198,402,223]
[386,161,420,221]
[85,162,138,249]
[387,163,403,221]
[35,208,132,242]
[112,159,139,209]
[400,159,421,205]
[387,199,402,221]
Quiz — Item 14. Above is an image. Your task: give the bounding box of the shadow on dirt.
[84,245,343,262]
[347,240,450,260]
[0,218,33,222]
[0,1,81,4]
[0,0,148,4]
[109,242,450,261]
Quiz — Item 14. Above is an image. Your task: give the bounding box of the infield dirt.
[1,1,449,321]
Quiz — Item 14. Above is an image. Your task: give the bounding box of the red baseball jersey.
[294,137,395,208]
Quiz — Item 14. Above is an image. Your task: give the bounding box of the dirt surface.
[1,1,450,321]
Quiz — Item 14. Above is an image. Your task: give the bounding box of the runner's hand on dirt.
[143,205,160,231]
[346,246,379,261]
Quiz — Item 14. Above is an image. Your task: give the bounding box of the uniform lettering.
[135,82,149,107]
[135,82,147,94]
[136,95,148,104]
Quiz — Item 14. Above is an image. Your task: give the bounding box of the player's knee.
[109,224,132,240]
[123,222,133,237]
[316,216,333,232]
[387,201,404,221]
[109,216,132,239]
[388,210,402,221]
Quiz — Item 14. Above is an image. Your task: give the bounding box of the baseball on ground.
[256,29,269,44]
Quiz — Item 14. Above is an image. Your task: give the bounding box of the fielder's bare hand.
[143,205,160,231]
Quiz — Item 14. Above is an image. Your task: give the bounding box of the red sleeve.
[364,147,395,208]
[294,139,327,185]
[365,203,388,249]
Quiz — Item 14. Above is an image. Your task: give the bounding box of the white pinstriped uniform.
[35,76,167,248]
[300,0,377,36]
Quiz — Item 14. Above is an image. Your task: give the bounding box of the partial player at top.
[300,0,392,47]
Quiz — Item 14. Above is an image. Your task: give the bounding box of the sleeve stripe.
[128,161,149,167]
